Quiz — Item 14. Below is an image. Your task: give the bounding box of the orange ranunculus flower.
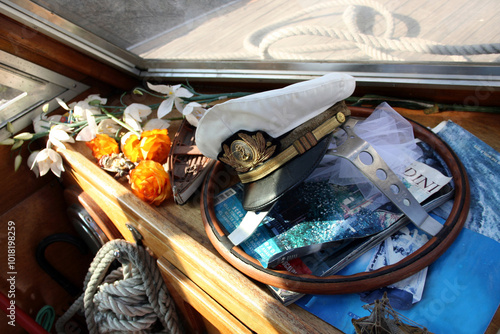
[122,129,171,164]
[86,134,120,159]
[129,160,172,206]
[122,133,141,162]
[139,129,171,164]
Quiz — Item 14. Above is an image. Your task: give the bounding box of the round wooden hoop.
[201,107,470,295]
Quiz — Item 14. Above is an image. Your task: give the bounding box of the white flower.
[97,119,121,136]
[56,98,71,111]
[75,109,100,141]
[75,125,94,141]
[28,151,40,177]
[123,117,141,132]
[143,118,171,131]
[123,103,152,132]
[32,114,63,134]
[29,148,65,177]
[124,103,152,121]
[70,94,107,121]
[48,124,75,149]
[72,101,100,121]
[84,94,107,105]
[183,102,207,127]
[147,82,193,118]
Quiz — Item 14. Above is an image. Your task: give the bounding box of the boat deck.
[133,0,500,64]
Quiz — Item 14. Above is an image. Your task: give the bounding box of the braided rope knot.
[56,239,182,334]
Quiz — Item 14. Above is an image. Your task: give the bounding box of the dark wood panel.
[0,13,139,91]
[0,142,51,217]
[0,181,93,333]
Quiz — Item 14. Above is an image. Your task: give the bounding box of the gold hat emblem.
[219,132,276,173]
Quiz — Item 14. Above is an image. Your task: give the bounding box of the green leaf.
[13,132,34,140]
[42,103,50,113]
[11,140,24,151]
[88,99,101,106]
[133,89,143,95]
[14,155,22,172]
[0,138,15,145]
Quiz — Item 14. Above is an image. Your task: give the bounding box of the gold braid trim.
[239,112,346,183]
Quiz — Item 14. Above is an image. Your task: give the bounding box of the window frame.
[0,50,89,139]
[2,0,500,89]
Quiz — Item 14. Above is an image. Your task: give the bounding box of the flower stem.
[26,131,50,152]
[182,91,252,104]
[119,91,128,107]
[101,109,141,138]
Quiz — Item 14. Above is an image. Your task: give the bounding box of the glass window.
[0,64,64,127]
[0,50,88,136]
[3,0,500,85]
[0,85,26,111]
[26,0,500,64]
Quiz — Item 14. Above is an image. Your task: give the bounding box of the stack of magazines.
[293,121,500,334]
[214,139,454,305]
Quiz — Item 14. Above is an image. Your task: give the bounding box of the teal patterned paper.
[215,180,403,268]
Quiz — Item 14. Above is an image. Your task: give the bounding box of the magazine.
[214,150,451,269]
[267,182,453,305]
[295,121,500,334]
[433,120,500,242]
[214,139,452,305]
[359,225,429,310]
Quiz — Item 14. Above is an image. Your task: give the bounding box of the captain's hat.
[195,73,356,211]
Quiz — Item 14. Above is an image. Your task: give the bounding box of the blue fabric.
[296,227,500,334]
[359,287,414,310]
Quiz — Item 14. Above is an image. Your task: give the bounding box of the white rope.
[161,0,500,62]
[55,239,181,334]
[258,24,500,60]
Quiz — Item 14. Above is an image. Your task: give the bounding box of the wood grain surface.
[60,104,500,333]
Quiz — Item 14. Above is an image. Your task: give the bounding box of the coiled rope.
[55,239,181,334]
[164,0,500,62]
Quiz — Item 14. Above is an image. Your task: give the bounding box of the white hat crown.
[195,73,356,160]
